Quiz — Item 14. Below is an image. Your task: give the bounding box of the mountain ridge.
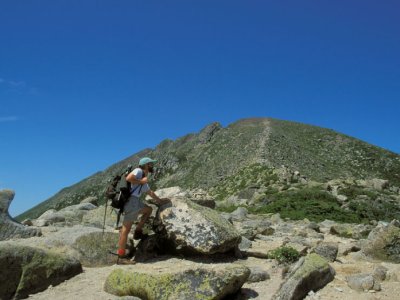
[16,117,400,221]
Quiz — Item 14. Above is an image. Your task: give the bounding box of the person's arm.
[126,172,148,185]
[146,190,170,206]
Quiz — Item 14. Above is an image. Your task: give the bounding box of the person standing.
[117,157,169,263]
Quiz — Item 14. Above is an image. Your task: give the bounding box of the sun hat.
[139,157,157,166]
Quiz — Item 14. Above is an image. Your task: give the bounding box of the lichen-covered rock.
[330,223,372,239]
[104,264,250,300]
[311,242,338,262]
[72,231,122,267]
[235,219,274,240]
[273,253,335,300]
[0,243,82,299]
[0,189,41,241]
[362,221,400,263]
[157,197,241,254]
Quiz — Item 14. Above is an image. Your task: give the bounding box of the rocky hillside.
[16,118,400,222]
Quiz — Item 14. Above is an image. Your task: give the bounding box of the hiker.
[117,157,170,263]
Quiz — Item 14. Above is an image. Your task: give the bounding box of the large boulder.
[80,196,98,206]
[156,197,241,254]
[311,242,338,262]
[0,243,82,299]
[330,223,372,239]
[71,231,122,267]
[346,273,381,292]
[32,203,98,227]
[0,189,41,240]
[104,263,250,300]
[82,205,118,228]
[272,253,335,300]
[361,220,400,263]
[235,219,274,240]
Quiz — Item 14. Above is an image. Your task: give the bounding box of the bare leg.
[135,205,153,231]
[118,221,132,256]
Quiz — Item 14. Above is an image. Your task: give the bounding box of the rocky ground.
[1,187,400,300]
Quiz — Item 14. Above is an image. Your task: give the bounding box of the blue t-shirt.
[129,168,150,197]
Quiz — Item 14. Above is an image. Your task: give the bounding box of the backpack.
[103,165,144,230]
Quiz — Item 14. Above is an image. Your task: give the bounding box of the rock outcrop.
[0,189,41,241]
[273,253,335,300]
[361,220,400,263]
[156,197,241,254]
[0,243,82,299]
[104,263,249,300]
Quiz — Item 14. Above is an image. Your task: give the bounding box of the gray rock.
[346,274,381,291]
[226,195,249,207]
[312,242,338,262]
[230,207,248,221]
[80,196,98,206]
[0,243,82,299]
[104,263,250,300]
[38,209,58,219]
[146,186,185,200]
[372,266,388,282]
[319,220,337,234]
[330,223,372,239]
[247,266,270,283]
[72,231,122,267]
[60,203,97,212]
[238,236,252,251]
[370,179,390,191]
[235,219,274,240]
[0,189,41,240]
[157,197,241,254]
[220,212,233,223]
[33,211,66,226]
[307,222,320,233]
[362,221,400,262]
[273,253,335,300]
[82,205,118,228]
[270,213,283,224]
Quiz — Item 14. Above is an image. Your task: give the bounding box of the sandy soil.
[26,249,400,300]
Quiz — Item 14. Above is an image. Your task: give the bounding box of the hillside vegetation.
[16,118,400,223]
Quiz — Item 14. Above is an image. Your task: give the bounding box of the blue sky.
[1,1,399,217]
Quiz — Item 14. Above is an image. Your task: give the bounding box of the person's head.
[139,157,157,173]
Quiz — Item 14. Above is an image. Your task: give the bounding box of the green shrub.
[348,200,400,223]
[215,205,239,213]
[249,187,361,223]
[268,246,300,264]
[339,187,378,200]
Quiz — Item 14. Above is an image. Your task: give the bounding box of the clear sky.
[1,1,399,217]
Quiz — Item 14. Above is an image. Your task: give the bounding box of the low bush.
[268,246,300,264]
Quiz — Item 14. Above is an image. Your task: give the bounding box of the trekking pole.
[102,197,108,237]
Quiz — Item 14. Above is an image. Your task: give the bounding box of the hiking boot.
[133,229,148,240]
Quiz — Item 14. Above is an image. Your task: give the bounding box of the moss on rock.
[104,265,250,300]
[0,244,82,299]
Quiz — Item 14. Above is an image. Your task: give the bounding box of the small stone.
[247,267,270,283]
